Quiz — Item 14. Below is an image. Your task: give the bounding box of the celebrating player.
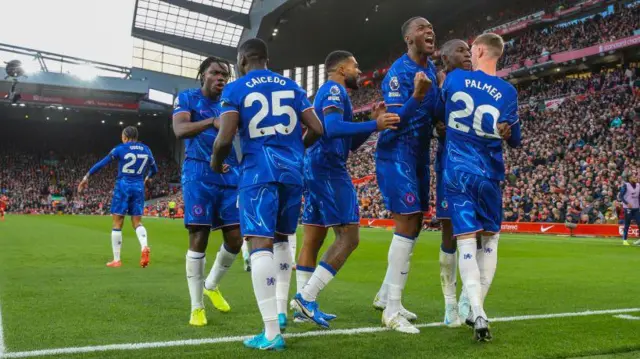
[373,16,439,334]
[78,126,157,268]
[434,39,472,328]
[293,50,400,328]
[172,56,243,327]
[439,33,521,341]
[619,173,640,246]
[211,38,324,351]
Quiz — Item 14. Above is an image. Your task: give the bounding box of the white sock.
[111,230,122,261]
[439,247,457,307]
[296,266,314,294]
[479,234,499,302]
[186,250,206,311]
[384,234,414,314]
[457,238,486,320]
[274,241,292,315]
[135,225,148,249]
[204,243,237,290]
[250,250,280,341]
[301,262,336,302]
[241,241,250,260]
[288,234,297,264]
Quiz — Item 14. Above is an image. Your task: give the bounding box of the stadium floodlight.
[137,122,141,126]
[57,106,64,110]
[19,103,25,107]
[101,120,105,124]
[46,117,50,120]
[119,121,123,125]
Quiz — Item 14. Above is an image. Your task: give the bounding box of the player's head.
[325,50,361,90]
[471,33,504,70]
[441,39,471,72]
[402,17,435,56]
[121,126,138,143]
[197,57,231,97]
[630,174,638,184]
[237,38,268,76]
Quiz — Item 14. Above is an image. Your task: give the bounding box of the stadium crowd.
[500,3,640,69]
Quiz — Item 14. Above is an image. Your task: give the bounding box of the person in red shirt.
[0,196,8,221]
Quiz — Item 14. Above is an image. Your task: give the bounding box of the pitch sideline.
[1,308,639,358]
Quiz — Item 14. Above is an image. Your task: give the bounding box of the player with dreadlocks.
[173,56,243,327]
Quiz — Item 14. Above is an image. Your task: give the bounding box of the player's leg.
[108,214,125,267]
[108,185,127,267]
[447,169,491,341]
[297,227,328,292]
[374,155,421,330]
[203,187,241,312]
[241,239,251,271]
[128,184,150,267]
[476,179,502,306]
[288,234,297,268]
[622,208,633,245]
[182,180,214,326]
[240,184,284,350]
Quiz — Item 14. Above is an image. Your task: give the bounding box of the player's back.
[222,69,311,188]
[377,54,439,154]
[306,81,353,179]
[113,142,155,183]
[442,69,518,181]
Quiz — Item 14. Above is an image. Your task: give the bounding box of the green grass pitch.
[1,215,639,358]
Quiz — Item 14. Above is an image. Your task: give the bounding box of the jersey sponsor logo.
[192,204,204,217]
[330,85,341,95]
[404,193,416,205]
[388,92,402,98]
[541,225,554,233]
[389,77,400,91]
[327,95,341,102]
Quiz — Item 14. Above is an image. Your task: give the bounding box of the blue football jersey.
[435,138,445,173]
[305,80,354,180]
[440,69,519,181]
[173,88,240,186]
[220,69,313,188]
[377,54,439,155]
[110,142,156,182]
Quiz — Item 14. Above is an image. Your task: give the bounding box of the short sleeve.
[220,82,240,115]
[320,84,346,113]
[173,91,191,116]
[295,84,313,113]
[382,66,412,106]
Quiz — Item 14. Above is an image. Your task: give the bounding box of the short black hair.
[441,39,467,57]
[197,56,231,85]
[238,38,269,63]
[401,16,423,37]
[325,50,354,72]
[123,126,138,140]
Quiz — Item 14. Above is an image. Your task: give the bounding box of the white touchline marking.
[2,308,639,358]
[614,314,640,321]
[0,299,5,356]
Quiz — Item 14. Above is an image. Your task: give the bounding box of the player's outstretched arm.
[211,111,239,173]
[78,152,114,192]
[301,108,324,148]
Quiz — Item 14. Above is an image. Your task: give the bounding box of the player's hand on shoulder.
[498,123,511,140]
[413,71,432,99]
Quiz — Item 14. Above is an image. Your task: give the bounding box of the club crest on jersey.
[330,85,341,95]
[192,205,204,217]
[404,193,416,205]
[389,77,400,91]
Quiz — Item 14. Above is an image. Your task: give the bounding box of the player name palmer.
[465,79,503,101]
[245,76,287,88]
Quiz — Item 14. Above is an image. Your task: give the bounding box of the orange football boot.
[140,246,151,268]
[106,260,122,268]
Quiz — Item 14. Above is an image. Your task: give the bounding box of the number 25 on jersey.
[246,90,298,138]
